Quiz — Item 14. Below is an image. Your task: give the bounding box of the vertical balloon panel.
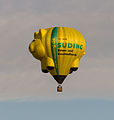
[50,27,59,75]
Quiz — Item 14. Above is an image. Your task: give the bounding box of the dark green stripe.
[51,27,59,75]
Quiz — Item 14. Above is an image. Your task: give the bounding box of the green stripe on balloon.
[51,27,59,75]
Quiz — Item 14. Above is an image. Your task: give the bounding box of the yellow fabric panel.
[29,27,86,76]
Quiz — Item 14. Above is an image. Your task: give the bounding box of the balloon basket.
[57,85,62,92]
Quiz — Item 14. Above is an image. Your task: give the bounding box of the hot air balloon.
[29,27,86,92]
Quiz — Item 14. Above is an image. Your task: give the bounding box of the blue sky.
[0,99,114,120]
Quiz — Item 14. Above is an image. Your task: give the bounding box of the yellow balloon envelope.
[29,27,86,92]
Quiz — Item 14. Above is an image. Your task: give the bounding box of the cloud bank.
[0,0,114,101]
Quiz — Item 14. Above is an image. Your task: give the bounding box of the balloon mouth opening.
[53,75,67,84]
